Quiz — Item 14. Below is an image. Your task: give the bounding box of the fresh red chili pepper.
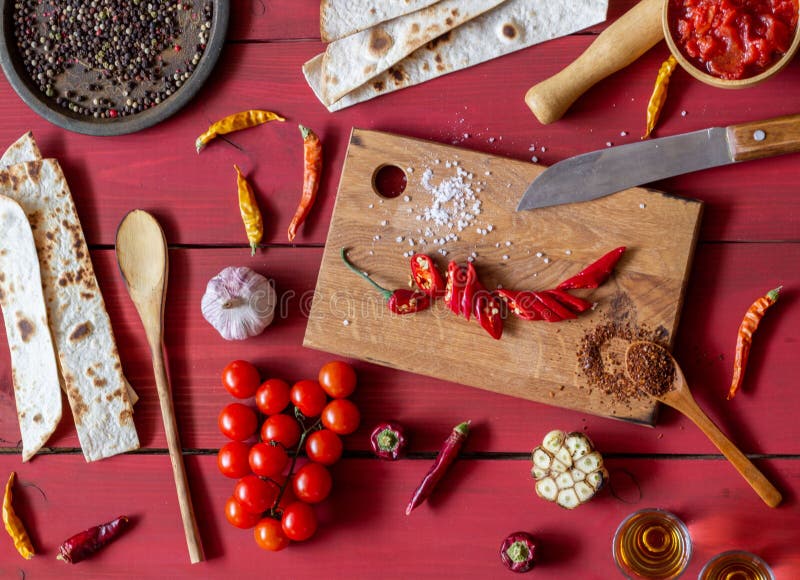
[406,421,470,515]
[341,248,430,315]
[410,254,445,298]
[496,288,542,321]
[727,286,781,400]
[461,262,479,321]
[475,292,504,340]
[557,247,626,290]
[533,291,576,322]
[56,516,130,564]
[444,261,467,315]
[542,289,593,313]
[529,298,562,322]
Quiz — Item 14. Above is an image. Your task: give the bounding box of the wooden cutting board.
[304,130,703,425]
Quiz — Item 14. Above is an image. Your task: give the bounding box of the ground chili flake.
[626,342,676,397]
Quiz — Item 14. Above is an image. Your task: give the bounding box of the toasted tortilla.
[0,195,62,461]
[0,132,42,167]
[321,0,442,42]
[320,0,507,105]
[0,158,139,462]
[306,0,609,111]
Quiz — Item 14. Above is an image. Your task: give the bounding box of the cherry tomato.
[219,403,258,441]
[254,517,290,552]
[256,378,291,415]
[224,496,261,529]
[261,413,302,449]
[217,441,252,478]
[321,399,361,435]
[249,442,289,477]
[234,474,279,514]
[305,429,343,466]
[293,462,333,504]
[281,501,317,541]
[221,360,261,399]
[318,361,357,398]
[290,380,328,417]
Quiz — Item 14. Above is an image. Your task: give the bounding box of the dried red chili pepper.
[406,421,470,515]
[444,261,467,315]
[341,248,430,315]
[56,516,130,564]
[461,262,479,321]
[475,292,504,340]
[410,254,445,298]
[288,125,323,242]
[557,247,626,290]
[496,288,541,321]
[727,286,781,400]
[542,289,593,313]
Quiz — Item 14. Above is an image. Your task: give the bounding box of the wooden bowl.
[663,0,800,88]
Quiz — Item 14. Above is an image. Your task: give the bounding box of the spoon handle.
[673,395,782,508]
[151,342,206,563]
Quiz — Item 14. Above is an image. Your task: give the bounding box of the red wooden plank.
[1,243,798,455]
[0,42,798,246]
[0,455,796,577]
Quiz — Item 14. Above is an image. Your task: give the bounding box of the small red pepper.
[410,254,445,298]
[461,262,479,321]
[475,291,504,339]
[533,291,576,321]
[496,288,542,321]
[542,289,593,313]
[557,247,626,290]
[444,261,467,315]
[406,421,470,515]
[56,516,130,564]
[341,248,430,314]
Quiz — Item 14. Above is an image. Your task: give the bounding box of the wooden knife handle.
[525,0,664,124]
[727,113,800,162]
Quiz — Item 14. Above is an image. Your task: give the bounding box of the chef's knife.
[517,113,800,211]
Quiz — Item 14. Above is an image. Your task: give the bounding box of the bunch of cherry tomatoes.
[217,359,361,551]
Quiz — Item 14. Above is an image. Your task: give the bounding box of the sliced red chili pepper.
[529,291,575,322]
[410,254,445,298]
[444,261,466,315]
[557,247,626,290]
[475,292,503,339]
[461,262,479,321]
[542,289,593,313]
[388,289,431,314]
[495,288,541,321]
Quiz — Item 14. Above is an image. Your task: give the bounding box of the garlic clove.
[532,448,552,470]
[556,488,580,509]
[555,445,573,468]
[535,477,558,502]
[555,472,574,490]
[574,481,595,503]
[542,430,565,454]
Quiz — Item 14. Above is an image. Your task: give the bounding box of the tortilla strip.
[321,0,442,42]
[320,0,507,105]
[0,195,62,461]
[305,0,609,112]
[0,134,138,406]
[0,160,139,462]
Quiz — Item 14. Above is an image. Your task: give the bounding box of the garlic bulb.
[201,266,276,340]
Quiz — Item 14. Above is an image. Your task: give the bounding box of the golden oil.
[613,508,692,579]
[699,550,774,580]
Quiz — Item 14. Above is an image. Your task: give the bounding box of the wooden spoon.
[625,341,782,508]
[116,210,205,563]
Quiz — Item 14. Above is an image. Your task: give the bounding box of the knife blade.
[517,113,800,211]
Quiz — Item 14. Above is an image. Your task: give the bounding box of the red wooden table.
[1,1,799,577]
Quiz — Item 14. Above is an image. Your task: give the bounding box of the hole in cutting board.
[372,164,407,199]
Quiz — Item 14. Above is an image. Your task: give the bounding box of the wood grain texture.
[0,454,797,578]
[0,243,797,455]
[304,130,702,424]
[727,113,800,163]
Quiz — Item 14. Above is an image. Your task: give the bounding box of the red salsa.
[668,0,799,79]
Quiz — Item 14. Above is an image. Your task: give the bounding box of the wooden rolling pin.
[525,0,664,124]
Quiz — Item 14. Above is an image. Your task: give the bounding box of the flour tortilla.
[321,0,442,42]
[306,0,609,111]
[0,195,62,461]
[320,0,507,105]
[0,157,139,462]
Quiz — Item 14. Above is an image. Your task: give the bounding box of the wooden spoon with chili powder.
[625,341,782,508]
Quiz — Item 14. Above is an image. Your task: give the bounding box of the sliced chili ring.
[444,261,466,315]
[557,247,626,290]
[533,291,576,321]
[461,262,479,321]
[496,288,541,321]
[388,289,432,315]
[542,289,593,313]
[475,293,503,340]
[410,254,445,298]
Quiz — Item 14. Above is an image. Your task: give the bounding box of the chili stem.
[340,247,393,300]
[272,417,320,512]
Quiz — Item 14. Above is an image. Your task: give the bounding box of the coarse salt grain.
[381,220,388,226]
[488,137,495,143]
[565,249,572,255]
[606,142,613,147]
[407,167,414,174]
[502,255,509,260]
[543,257,551,264]
[639,203,647,209]
[541,146,546,153]
[485,171,491,176]
[536,252,543,258]
[343,319,350,326]
[403,195,411,202]
[620,131,628,137]
[681,110,687,117]
[395,236,404,243]
[505,241,511,247]
[531,156,539,163]
[373,235,381,241]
